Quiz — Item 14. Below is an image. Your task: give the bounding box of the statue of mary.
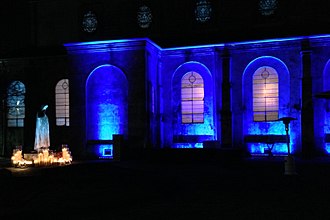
[34,105,50,151]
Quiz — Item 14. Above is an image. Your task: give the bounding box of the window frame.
[7,81,25,127]
[55,79,70,126]
[252,66,279,122]
[181,71,204,124]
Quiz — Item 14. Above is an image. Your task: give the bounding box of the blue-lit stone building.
[1,0,329,159]
[63,36,330,159]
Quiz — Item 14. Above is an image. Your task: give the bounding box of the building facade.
[63,36,330,159]
[1,0,330,159]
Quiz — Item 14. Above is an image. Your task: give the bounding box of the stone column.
[221,49,233,148]
[301,40,315,158]
[113,134,124,161]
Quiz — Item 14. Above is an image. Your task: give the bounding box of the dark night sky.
[1,0,330,57]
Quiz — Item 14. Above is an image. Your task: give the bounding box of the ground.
[1,154,330,219]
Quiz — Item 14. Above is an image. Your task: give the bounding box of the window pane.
[7,81,25,127]
[182,114,192,123]
[181,72,204,124]
[55,79,70,126]
[56,118,65,126]
[253,67,279,122]
[193,114,204,123]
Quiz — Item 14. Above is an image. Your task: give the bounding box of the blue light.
[64,34,330,50]
[247,121,285,135]
[182,124,214,136]
[64,38,148,47]
[171,61,215,148]
[243,56,297,155]
[97,144,113,159]
[96,104,120,139]
[248,143,288,155]
[173,143,203,148]
[323,59,330,154]
[228,34,330,47]
[86,64,128,141]
[163,43,224,51]
[64,35,330,156]
[325,144,330,154]
[246,122,294,155]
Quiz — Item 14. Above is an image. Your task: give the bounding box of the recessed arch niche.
[243,56,293,154]
[86,64,128,141]
[171,61,215,148]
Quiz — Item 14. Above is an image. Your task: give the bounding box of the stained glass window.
[195,0,212,23]
[137,5,152,28]
[55,79,70,126]
[7,81,25,127]
[82,11,98,33]
[259,0,278,16]
[181,72,204,124]
[253,67,279,122]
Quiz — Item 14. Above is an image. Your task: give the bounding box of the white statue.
[34,105,50,151]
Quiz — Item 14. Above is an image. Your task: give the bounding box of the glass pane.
[182,114,192,123]
[7,81,25,127]
[56,118,65,126]
[181,71,204,124]
[193,114,204,123]
[55,79,70,126]
[253,67,279,122]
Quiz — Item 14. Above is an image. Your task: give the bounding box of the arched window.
[55,79,69,126]
[253,66,279,122]
[7,81,25,127]
[181,71,204,124]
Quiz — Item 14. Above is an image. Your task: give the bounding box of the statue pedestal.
[284,155,297,175]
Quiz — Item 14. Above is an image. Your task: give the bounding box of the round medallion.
[261,68,270,79]
[82,11,98,33]
[195,0,212,23]
[189,75,197,83]
[62,81,69,90]
[259,0,278,16]
[137,5,152,28]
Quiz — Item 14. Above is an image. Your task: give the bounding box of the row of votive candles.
[11,147,73,167]
[11,149,33,167]
[34,147,72,165]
